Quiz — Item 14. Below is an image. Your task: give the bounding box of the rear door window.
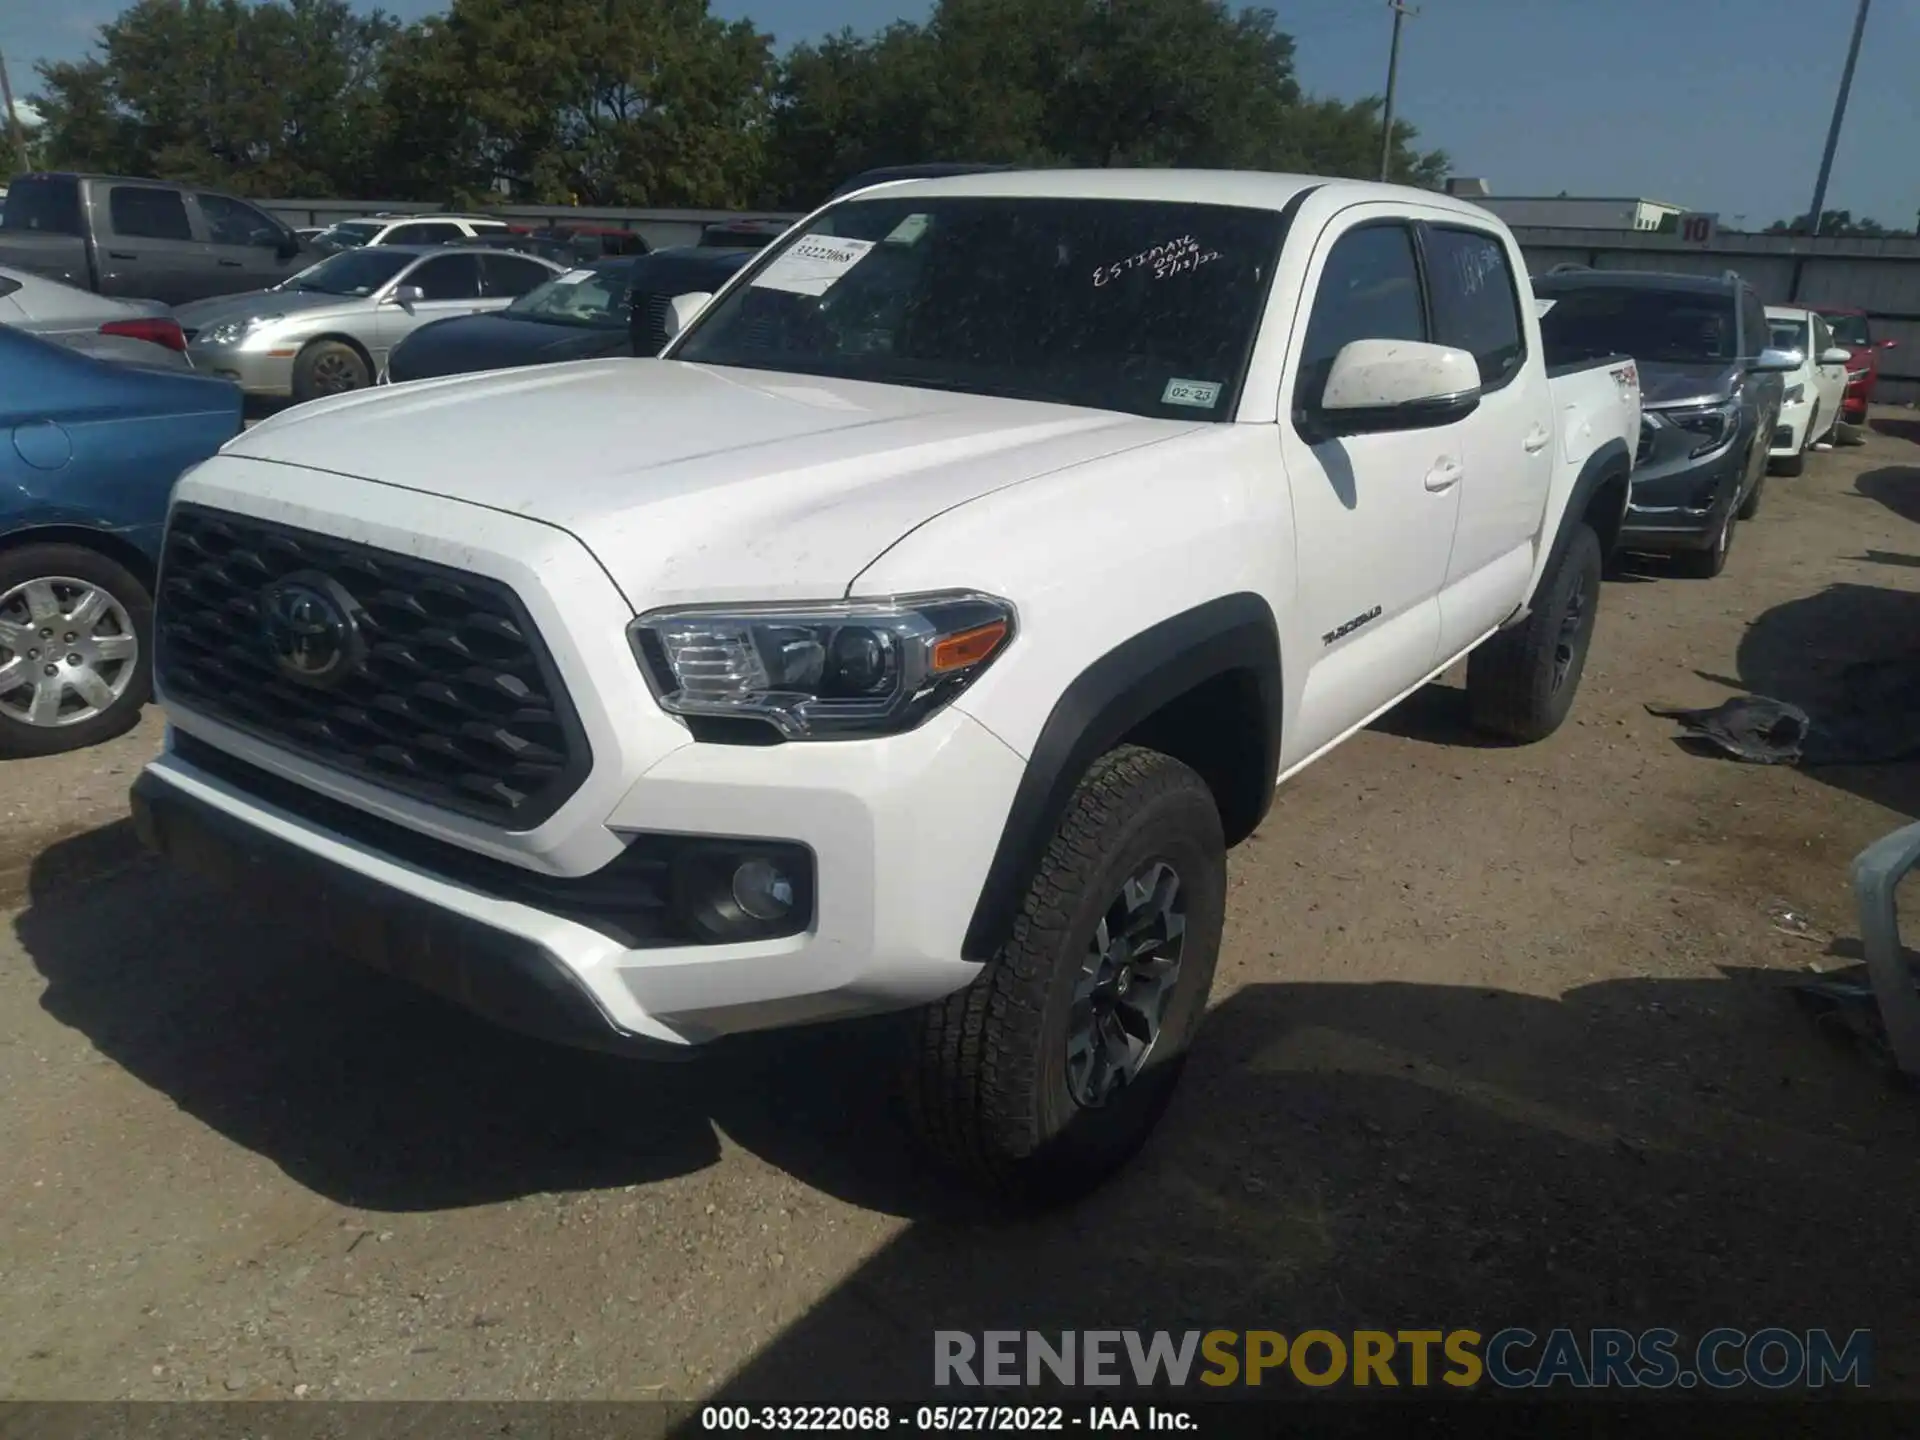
[387,222,463,246]
[2,176,84,234]
[408,253,484,300]
[1422,225,1525,389]
[108,186,194,242]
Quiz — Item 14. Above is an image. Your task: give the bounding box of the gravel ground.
[1,414,1918,1403]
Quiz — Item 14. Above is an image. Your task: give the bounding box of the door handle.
[107,250,137,260]
[1424,457,1464,493]
[217,258,242,268]
[1522,425,1552,454]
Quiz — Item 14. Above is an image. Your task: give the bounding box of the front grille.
[635,291,672,355]
[155,505,590,827]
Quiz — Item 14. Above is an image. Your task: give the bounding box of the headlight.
[1657,398,1740,458]
[199,315,278,346]
[1782,383,1804,404]
[630,591,1015,740]
[1847,368,1870,384]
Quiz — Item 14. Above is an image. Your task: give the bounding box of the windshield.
[1822,312,1870,347]
[289,248,413,296]
[506,265,631,327]
[1768,317,1809,356]
[671,196,1284,420]
[317,222,382,248]
[1536,285,1738,366]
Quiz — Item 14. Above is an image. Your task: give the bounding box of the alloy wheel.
[0,576,140,728]
[1066,861,1187,1108]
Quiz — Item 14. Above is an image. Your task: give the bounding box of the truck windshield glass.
[506,265,630,327]
[1768,318,1809,355]
[1823,312,1870,347]
[1537,286,1738,366]
[289,249,414,296]
[671,196,1285,421]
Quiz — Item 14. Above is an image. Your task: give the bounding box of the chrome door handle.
[1523,426,1552,454]
[1424,458,1463,492]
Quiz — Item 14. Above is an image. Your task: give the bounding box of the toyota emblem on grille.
[258,571,366,688]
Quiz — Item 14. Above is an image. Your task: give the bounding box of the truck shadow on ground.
[15,821,1920,1398]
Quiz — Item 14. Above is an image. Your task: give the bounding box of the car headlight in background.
[1847,368,1870,384]
[198,315,279,346]
[1650,397,1741,458]
[630,591,1015,739]
[1782,383,1804,404]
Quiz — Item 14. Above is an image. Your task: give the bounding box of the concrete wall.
[258,199,802,253]
[1481,197,1680,231]
[1510,225,1920,404]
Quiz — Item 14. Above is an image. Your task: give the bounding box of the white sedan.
[1765,305,1849,475]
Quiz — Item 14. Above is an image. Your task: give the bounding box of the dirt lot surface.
[3,416,1918,1404]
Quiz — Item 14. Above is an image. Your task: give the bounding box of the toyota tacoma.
[132,171,1640,1203]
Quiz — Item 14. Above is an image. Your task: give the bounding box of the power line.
[1378,1,1419,183]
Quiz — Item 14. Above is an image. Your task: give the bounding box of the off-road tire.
[1467,522,1602,743]
[291,339,370,403]
[903,745,1225,1209]
[0,543,152,758]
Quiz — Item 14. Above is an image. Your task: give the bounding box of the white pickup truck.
[133,171,1640,1204]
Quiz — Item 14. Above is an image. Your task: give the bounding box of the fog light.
[731,858,795,920]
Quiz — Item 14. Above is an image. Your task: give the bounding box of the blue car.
[1,326,242,756]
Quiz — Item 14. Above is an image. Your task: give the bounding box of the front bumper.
[1770,396,1811,458]
[184,343,296,397]
[1619,433,1749,553]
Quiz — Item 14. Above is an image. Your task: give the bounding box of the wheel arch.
[1546,436,1632,589]
[961,592,1283,964]
[0,524,157,596]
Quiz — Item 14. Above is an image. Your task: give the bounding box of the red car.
[1814,306,1898,438]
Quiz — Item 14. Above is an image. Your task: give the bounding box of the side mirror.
[1751,347,1801,374]
[275,232,303,259]
[386,284,426,310]
[661,291,713,341]
[1310,339,1481,437]
[1819,346,1853,366]
[1882,338,1899,350]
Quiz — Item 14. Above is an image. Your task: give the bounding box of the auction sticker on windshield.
[752,236,877,296]
[1162,378,1222,409]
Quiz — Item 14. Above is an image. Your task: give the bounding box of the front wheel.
[904,745,1225,1208]
[291,339,370,403]
[0,543,152,758]
[1467,522,1603,743]
[1674,496,1737,579]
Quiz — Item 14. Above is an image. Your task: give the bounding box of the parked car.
[385,256,637,383]
[1815,306,1899,441]
[697,218,790,250]
[306,214,512,253]
[0,172,311,305]
[1533,268,1791,578]
[0,327,242,757]
[132,170,1639,1204]
[0,262,192,371]
[625,245,758,355]
[177,244,566,402]
[1764,305,1850,475]
[521,224,650,261]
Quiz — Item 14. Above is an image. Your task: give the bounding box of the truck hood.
[225,358,1202,607]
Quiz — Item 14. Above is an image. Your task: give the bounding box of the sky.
[3,0,1916,228]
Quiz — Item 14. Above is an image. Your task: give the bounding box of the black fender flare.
[1533,436,1631,604]
[961,593,1283,963]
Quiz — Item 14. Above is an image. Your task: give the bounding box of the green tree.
[1763,208,1899,237]
[765,0,1448,207]
[31,0,400,195]
[380,0,774,207]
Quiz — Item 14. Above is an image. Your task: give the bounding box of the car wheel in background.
[0,544,152,758]
[904,745,1225,1209]
[1675,498,1737,580]
[1773,406,1811,478]
[292,340,371,403]
[1467,522,1602,743]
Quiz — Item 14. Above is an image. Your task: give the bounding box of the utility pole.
[1804,0,1872,235]
[0,48,29,177]
[1378,1,1420,183]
